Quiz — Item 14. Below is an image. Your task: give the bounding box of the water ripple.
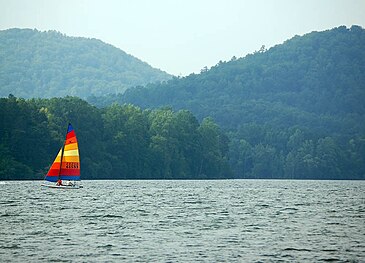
[0,180,364,262]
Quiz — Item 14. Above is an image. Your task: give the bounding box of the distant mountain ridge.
[0,28,172,98]
[106,25,365,117]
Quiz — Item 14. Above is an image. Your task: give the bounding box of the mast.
[57,145,65,180]
[57,123,69,180]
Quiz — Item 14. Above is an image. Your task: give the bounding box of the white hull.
[41,183,83,189]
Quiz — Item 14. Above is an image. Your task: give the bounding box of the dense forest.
[90,26,365,179]
[0,28,171,98]
[1,26,364,179]
[0,96,231,180]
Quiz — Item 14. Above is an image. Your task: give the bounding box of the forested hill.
[91,26,365,179]
[0,28,171,98]
[93,25,365,119]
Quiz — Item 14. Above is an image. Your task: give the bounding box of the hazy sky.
[0,0,364,76]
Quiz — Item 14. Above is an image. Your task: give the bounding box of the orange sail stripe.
[65,137,77,145]
[64,143,78,151]
[62,156,79,162]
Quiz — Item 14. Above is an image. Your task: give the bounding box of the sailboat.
[41,123,83,189]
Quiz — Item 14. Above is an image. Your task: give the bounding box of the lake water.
[0,180,364,262]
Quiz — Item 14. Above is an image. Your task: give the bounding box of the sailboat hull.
[41,183,83,189]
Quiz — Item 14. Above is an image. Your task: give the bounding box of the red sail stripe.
[66,130,76,140]
[59,168,80,176]
[47,168,61,176]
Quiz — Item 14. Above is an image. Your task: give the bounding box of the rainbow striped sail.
[45,123,80,182]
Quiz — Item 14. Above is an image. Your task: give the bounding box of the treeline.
[89,26,365,179]
[229,125,365,179]
[0,28,171,99]
[0,96,231,180]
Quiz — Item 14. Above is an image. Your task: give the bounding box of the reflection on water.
[0,180,364,262]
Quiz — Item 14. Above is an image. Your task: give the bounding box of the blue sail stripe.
[67,123,74,133]
[45,175,80,182]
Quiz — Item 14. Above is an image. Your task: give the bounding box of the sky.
[0,0,364,76]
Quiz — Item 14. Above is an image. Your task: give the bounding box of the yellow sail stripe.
[52,148,63,162]
[63,149,79,157]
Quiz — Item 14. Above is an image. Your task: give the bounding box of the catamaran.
[41,123,83,189]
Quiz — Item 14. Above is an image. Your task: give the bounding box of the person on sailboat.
[56,179,63,186]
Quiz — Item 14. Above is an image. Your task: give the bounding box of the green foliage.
[0,96,231,180]
[0,29,171,98]
[90,26,365,179]
[0,95,53,179]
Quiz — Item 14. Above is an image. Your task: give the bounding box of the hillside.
[91,25,365,179]
[0,28,171,98]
